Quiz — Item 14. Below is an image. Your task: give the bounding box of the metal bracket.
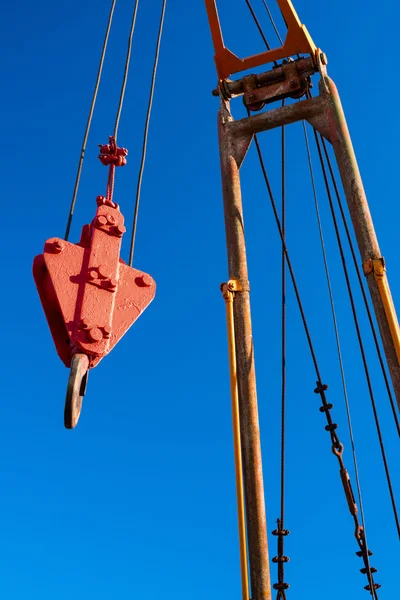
[205,0,318,80]
[363,257,386,278]
[221,279,250,297]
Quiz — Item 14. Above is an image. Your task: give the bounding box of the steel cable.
[128,0,167,266]
[252,130,380,595]
[313,130,400,539]
[64,0,117,240]
[113,0,140,142]
[320,137,400,436]
[303,120,375,586]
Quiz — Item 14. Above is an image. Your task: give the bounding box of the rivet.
[106,214,116,225]
[103,325,111,338]
[96,195,106,206]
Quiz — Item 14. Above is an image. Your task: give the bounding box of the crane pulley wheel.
[64,354,89,429]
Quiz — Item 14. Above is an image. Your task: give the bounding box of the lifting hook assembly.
[33,138,156,429]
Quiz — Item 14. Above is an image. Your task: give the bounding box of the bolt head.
[80,318,90,329]
[320,52,328,66]
[289,80,297,89]
[103,325,111,338]
[96,195,106,206]
[114,224,126,236]
[87,327,103,343]
[97,264,109,279]
[51,240,63,254]
[96,215,108,227]
[104,277,118,289]
[106,214,116,225]
[141,274,152,287]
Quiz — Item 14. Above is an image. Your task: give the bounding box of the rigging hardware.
[33,140,156,428]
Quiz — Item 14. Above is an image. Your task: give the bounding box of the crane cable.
[245,0,396,586]
[302,120,375,586]
[64,0,117,241]
[64,0,167,261]
[320,136,400,436]
[312,129,400,539]
[252,128,380,597]
[270,104,290,600]
[128,0,167,266]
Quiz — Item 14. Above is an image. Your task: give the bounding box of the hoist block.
[33,197,156,370]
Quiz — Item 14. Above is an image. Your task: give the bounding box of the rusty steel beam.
[229,94,326,138]
[323,76,400,408]
[220,74,400,410]
[218,100,272,600]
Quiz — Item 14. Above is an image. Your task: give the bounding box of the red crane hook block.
[33,194,156,429]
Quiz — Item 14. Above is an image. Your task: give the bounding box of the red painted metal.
[33,196,156,370]
[98,136,128,167]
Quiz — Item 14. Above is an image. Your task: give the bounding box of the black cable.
[64,0,117,240]
[244,0,278,66]
[260,0,283,45]
[320,136,400,437]
[113,0,140,141]
[253,129,381,596]
[128,0,167,266]
[303,120,375,585]
[280,110,286,532]
[313,130,400,538]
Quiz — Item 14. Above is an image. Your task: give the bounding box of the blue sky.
[1,1,398,598]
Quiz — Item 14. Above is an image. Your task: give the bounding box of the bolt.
[87,269,98,281]
[289,80,297,89]
[80,318,90,329]
[87,327,103,343]
[97,264,109,279]
[141,274,152,287]
[96,195,106,206]
[96,215,108,227]
[52,240,63,254]
[320,52,328,66]
[104,277,118,290]
[228,281,235,291]
[103,325,111,338]
[113,224,126,236]
[106,214,116,225]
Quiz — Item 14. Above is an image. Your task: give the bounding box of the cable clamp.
[363,257,385,279]
[220,279,250,298]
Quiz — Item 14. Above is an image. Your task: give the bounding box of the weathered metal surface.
[204,0,317,80]
[32,199,156,370]
[64,353,89,429]
[322,76,400,408]
[229,94,326,137]
[212,57,316,98]
[221,282,250,600]
[219,99,272,600]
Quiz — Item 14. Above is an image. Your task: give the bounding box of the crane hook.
[64,354,89,429]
